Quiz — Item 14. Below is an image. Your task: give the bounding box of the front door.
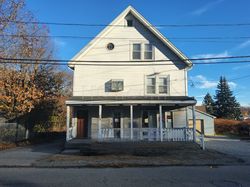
[77,110,88,138]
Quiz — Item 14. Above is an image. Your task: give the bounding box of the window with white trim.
[146,75,169,95]
[132,43,141,60]
[146,76,156,94]
[144,44,153,60]
[159,77,168,94]
[132,43,154,60]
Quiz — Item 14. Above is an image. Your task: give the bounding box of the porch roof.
[66,96,196,108]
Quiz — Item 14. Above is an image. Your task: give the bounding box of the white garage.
[188,107,215,136]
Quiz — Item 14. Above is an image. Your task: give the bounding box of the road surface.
[0,166,249,187]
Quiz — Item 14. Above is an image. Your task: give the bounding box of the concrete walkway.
[0,141,63,167]
[205,137,250,164]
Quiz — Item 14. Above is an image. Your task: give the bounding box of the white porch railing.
[100,128,194,142]
[195,130,205,150]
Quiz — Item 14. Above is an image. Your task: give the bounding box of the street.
[0,166,250,187]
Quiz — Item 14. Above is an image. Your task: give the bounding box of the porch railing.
[195,129,205,150]
[100,127,194,142]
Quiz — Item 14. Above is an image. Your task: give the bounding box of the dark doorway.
[113,112,121,138]
[77,110,88,138]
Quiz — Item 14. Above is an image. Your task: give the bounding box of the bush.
[215,118,250,136]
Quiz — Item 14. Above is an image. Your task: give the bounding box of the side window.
[132,44,141,60]
[146,76,156,94]
[144,44,153,60]
[159,77,168,94]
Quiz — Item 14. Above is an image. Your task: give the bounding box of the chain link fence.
[0,123,26,143]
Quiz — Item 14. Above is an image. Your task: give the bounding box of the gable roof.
[68,5,193,68]
[188,107,216,118]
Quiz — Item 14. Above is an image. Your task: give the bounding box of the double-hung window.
[159,77,168,94]
[146,76,156,94]
[132,43,153,60]
[144,44,153,60]
[132,44,141,60]
[146,75,169,95]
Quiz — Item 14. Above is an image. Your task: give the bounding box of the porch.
[65,96,198,143]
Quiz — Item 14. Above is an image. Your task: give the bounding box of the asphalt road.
[0,166,249,187]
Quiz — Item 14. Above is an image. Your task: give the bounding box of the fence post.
[15,122,18,143]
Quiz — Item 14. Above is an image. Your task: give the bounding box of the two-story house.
[66,6,197,142]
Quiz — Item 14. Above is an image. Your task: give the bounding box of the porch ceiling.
[66,96,196,107]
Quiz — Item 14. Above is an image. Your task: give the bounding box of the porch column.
[159,105,163,142]
[192,105,196,142]
[130,105,133,140]
[98,105,102,139]
[66,105,70,141]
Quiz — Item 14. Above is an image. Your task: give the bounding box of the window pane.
[144,52,152,59]
[159,86,168,94]
[147,86,155,94]
[159,77,168,94]
[133,44,141,51]
[133,52,141,59]
[147,77,156,94]
[147,77,155,86]
[159,77,168,86]
[145,44,152,51]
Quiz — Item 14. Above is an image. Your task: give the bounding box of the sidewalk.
[0,141,246,168]
[0,141,63,167]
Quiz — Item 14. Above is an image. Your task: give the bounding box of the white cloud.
[192,51,229,63]
[53,38,67,48]
[232,64,250,70]
[191,75,237,89]
[233,39,250,51]
[191,0,224,16]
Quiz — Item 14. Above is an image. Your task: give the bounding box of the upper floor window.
[159,77,168,94]
[146,76,156,94]
[127,20,133,27]
[132,43,153,60]
[132,44,141,60]
[146,75,169,95]
[144,44,153,60]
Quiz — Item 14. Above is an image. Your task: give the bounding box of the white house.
[66,6,198,142]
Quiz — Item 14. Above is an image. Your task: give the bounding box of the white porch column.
[159,105,163,142]
[66,105,70,141]
[192,105,196,142]
[130,105,133,140]
[98,105,102,140]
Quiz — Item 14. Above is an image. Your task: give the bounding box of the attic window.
[127,20,133,27]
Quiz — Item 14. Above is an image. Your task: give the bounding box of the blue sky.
[26,0,250,106]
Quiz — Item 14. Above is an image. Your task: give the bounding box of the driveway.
[205,137,250,164]
[0,141,63,167]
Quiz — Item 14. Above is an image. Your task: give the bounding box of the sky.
[25,0,250,106]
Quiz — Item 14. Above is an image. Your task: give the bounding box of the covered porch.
[65,96,197,142]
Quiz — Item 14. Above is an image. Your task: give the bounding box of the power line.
[1,59,250,66]
[3,20,250,27]
[1,55,250,63]
[1,34,250,41]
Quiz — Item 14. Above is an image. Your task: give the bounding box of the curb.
[0,162,249,169]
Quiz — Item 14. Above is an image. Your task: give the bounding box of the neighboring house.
[66,6,198,142]
[187,108,215,135]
